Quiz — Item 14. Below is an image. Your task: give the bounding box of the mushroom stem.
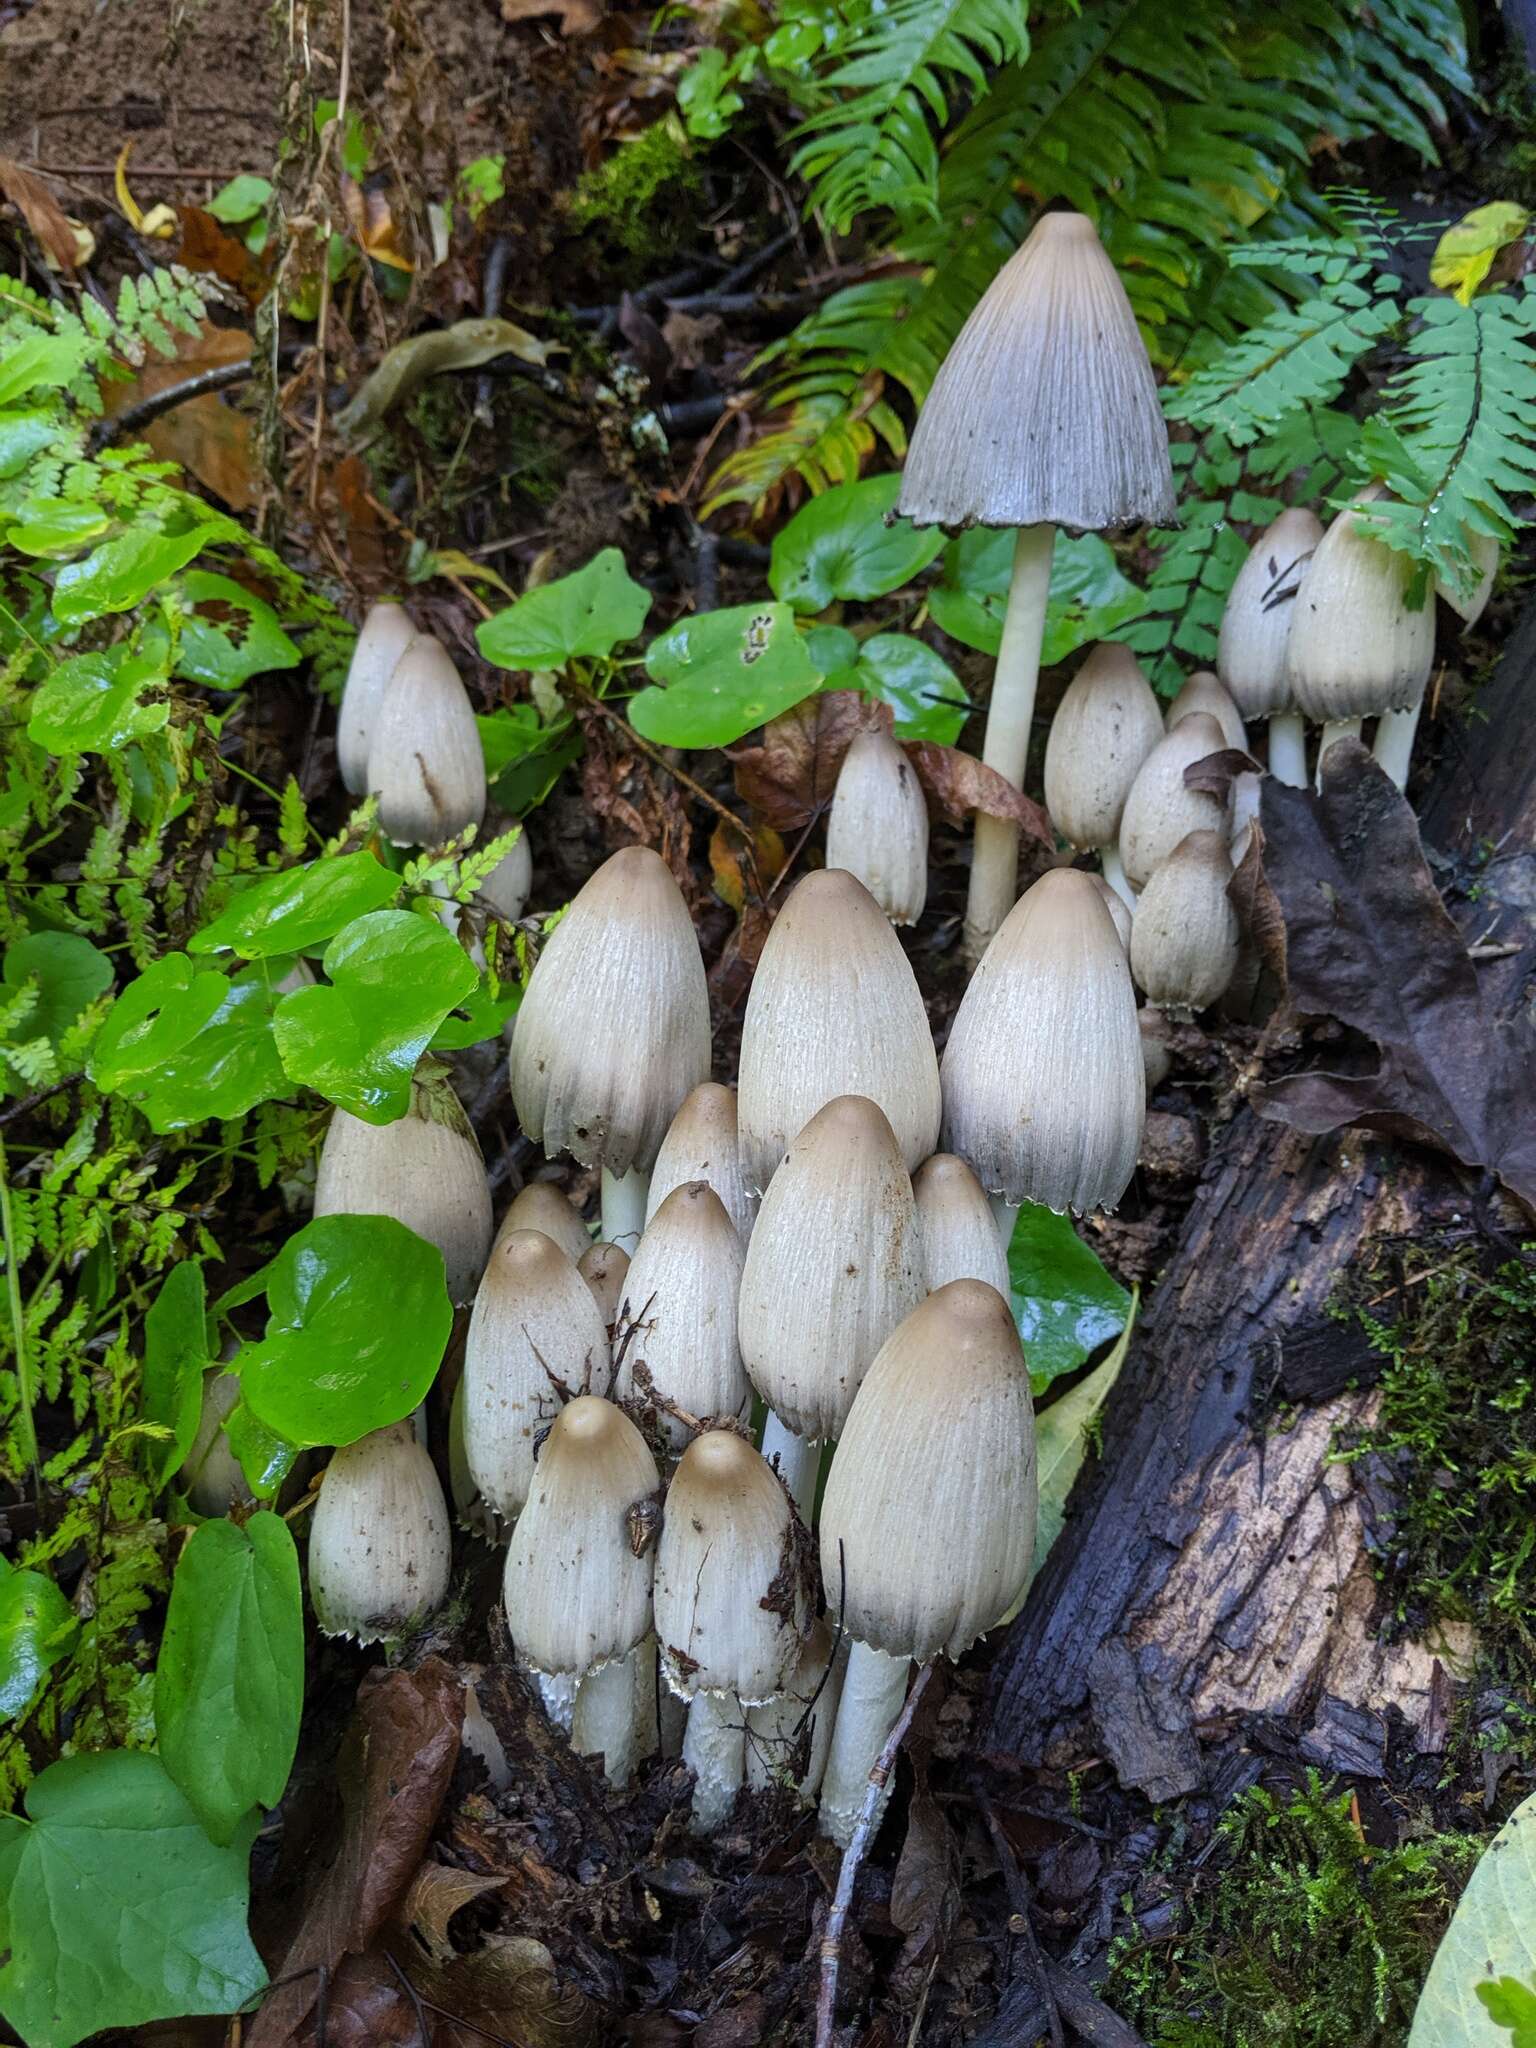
[1267,712,1307,787]
[682,1689,745,1832]
[1317,718,1362,787]
[818,1641,910,1848]
[964,524,1056,964]
[760,1409,820,1521]
[570,1655,639,1786]
[535,1668,577,1732]
[1099,844,1136,910]
[1372,697,1423,790]
[600,1165,650,1252]
[989,1194,1019,1256]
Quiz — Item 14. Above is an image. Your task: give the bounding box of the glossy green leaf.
[476,706,583,812]
[429,977,523,1049]
[1410,1791,1536,2048]
[476,547,652,668]
[224,1398,301,1502]
[1,932,112,1045]
[631,601,823,747]
[1008,1203,1131,1388]
[27,646,170,755]
[272,908,478,1121]
[8,497,112,555]
[0,410,63,480]
[822,631,969,743]
[205,174,272,223]
[0,1752,266,2048]
[87,953,229,1095]
[155,1514,304,1844]
[929,531,1147,665]
[802,623,859,673]
[1032,1303,1135,1573]
[50,525,218,625]
[141,1261,210,1486]
[221,1214,451,1446]
[477,704,554,776]
[0,1561,77,1723]
[189,851,398,959]
[174,570,301,689]
[769,473,944,613]
[95,959,289,1132]
[0,331,92,408]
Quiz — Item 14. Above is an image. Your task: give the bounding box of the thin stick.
[972,1771,1063,2048]
[89,359,254,446]
[814,1661,934,2048]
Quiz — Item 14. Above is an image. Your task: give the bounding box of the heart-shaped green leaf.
[1008,1203,1131,1389]
[51,524,218,625]
[0,1561,78,1723]
[174,570,301,689]
[1,932,112,1046]
[87,953,229,1096]
[769,474,945,613]
[189,852,398,959]
[929,531,1147,665]
[27,647,170,755]
[477,547,652,668]
[821,631,969,744]
[93,958,290,1132]
[1410,1790,1536,2047]
[631,601,823,747]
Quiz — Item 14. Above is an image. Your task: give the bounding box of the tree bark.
[987,607,1536,1786]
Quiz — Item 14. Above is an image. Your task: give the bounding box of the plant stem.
[1373,697,1423,790]
[682,1688,744,1832]
[1267,712,1307,787]
[600,1164,649,1252]
[571,1654,639,1785]
[964,524,1056,964]
[1099,844,1136,910]
[760,1408,819,1519]
[1317,718,1362,785]
[0,1141,39,1492]
[818,1640,911,1848]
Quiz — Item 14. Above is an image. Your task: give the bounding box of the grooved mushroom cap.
[462,1228,612,1518]
[503,1395,659,1677]
[509,846,711,1179]
[745,1615,843,1798]
[824,730,929,927]
[1286,490,1437,720]
[941,869,1143,1214]
[1129,830,1240,1015]
[1216,508,1324,719]
[1042,642,1165,850]
[477,817,532,921]
[1166,671,1247,752]
[646,1083,753,1244]
[896,212,1176,534]
[737,868,941,1196]
[1437,527,1499,626]
[338,602,416,795]
[654,1429,809,1701]
[615,1182,748,1449]
[368,633,486,846]
[579,1241,630,1330]
[819,1281,1038,1662]
[309,1422,451,1642]
[1117,713,1231,892]
[495,1182,591,1266]
[738,1095,926,1442]
[912,1153,1011,1297]
[314,1077,491,1306]
[1089,873,1133,952]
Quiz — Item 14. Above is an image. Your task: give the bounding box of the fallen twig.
[90,359,254,446]
[476,234,515,420]
[972,1772,1063,2048]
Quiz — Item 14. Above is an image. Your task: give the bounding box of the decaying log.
[988,605,1536,1787]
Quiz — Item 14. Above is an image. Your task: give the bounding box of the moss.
[564,116,701,262]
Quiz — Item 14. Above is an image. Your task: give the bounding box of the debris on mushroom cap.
[912,1152,1011,1296]
[1436,526,1499,626]
[739,1095,926,1443]
[495,1181,591,1266]
[1166,671,1247,752]
[824,730,929,927]
[1130,830,1241,1015]
[941,869,1143,1215]
[1117,713,1232,892]
[744,1615,844,1798]
[503,1395,659,1678]
[654,1428,810,1702]
[367,632,486,846]
[1089,873,1133,952]
[1042,641,1165,850]
[462,1228,612,1519]
[314,1075,492,1307]
[338,601,416,796]
[614,1182,748,1450]
[578,1241,630,1330]
[1216,507,1324,719]
[819,1281,1038,1663]
[1286,489,1436,721]
[896,211,1177,534]
[309,1422,451,1642]
[510,846,711,1179]
[646,1082,754,1245]
[737,868,941,1196]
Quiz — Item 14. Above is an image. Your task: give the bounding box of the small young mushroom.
[614,1182,748,1452]
[1166,672,1255,858]
[744,1616,845,1803]
[367,632,486,846]
[737,868,941,1197]
[178,1369,253,1519]
[509,846,710,1247]
[475,815,532,922]
[824,729,929,927]
[337,601,416,796]
[309,1422,452,1642]
[912,1152,1012,1296]
[1117,713,1231,892]
[1217,507,1323,786]
[645,1082,754,1245]
[1129,831,1241,1016]
[1042,641,1165,906]
[1089,872,1133,952]
[494,1181,591,1266]
[504,1395,659,1786]
[578,1241,630,1333]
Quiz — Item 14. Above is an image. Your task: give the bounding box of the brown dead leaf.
[331,452,391,579]
[730,689,889,831]
[501,0,601,29]
[340,173,415,273]
[904,743,1054,845]
[661,308,723,372]
[399,1862,505,1968]
[1183,746,1261,798]
[708,818,784,911]
[318,1953,421,2048]
[0,156,80,270]
[100,320,257,511]
[1228,823,1286,984]
[175,205,270,305]
[413,1934,603,2048]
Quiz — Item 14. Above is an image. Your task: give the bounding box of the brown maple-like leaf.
[100,319,258,512]
[904,742,1054,845]
[730,689,889,831]
[0,156,80,270]
[176,204,272,304]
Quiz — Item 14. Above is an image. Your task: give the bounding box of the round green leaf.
[189,851,399,959]
[824,632,969,744]
[631,601,823,747]
[51,525,217,625]
[1410,1790,1536,2047]
[174,570,301,689]
[27,647,170,755]
[1007,1202,1131,1388]
[95,959,290,1132]
[476,547,652,668]
[929,531,1148,664]
[769,473,945,614]
[927,526,1014,654]
[226,1214,452,1446]
[1,932,112,1045]
[0,1562,78,1723]
[205,174,272,223]
[87,953,229,1096]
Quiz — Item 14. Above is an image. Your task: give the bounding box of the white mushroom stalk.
[745,1617,845,1801]
[1217,507,1324,789]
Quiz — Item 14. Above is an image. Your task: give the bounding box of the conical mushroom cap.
[495,1181,591,1266]
[510,846,711,1178]
[476,816,532,921]
[738,1095,926,1442]
[1216,508,1323,719]
[615,1183,748,1450]
[338,601,416,795]
[1166,671,1247,752]
[314,1076,492,1306]
[579,1241,630,1330]
[504,1395,659,1676]
[309,1422,451,1642]
[1286,491,1436,720]
[819,1281,1037,1662]
[824,730,929,927]
[178,1368,252,1519]
[654,1429,809,1700]
[1089,873,1133,952]
[912,1153,1011,1296]
[1129,829,1240,1015]
[462,1228,612,1518]
[646,1082,753,1244]
[1437,527,1499,626]
[896,212,1176,534]
[941,869,1143,1214]
[1042,642,1165,850]
[737,868,941,1196]
[745,1616,844,1798]
[1117,713,1231,892]
[368,633,486,846]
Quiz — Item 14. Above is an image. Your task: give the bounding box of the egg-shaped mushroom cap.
[1129,830,1241,1015]
[578,1241,630,1329]
[820,1281,1037,1662]
[1286,491,1436,721]
[1166,671,1247,752]
[941,869,1143,1214]
[368,633,486,847]
[614,1182,749,1450]
[897,212,1176,535]
[495,1181,591,1266]
[510,846,711,1179]
[338,602,416,795]
[1436,527,1499,626]
[645,1082,753,1244]
[1216,508,1323,719]
[824,729,929,927]
[1117,713,1231,892]
[737,868,941,1196]
[1042,642,1165,850]
[1089,873,1133,952]
[654,1428,810,1701]
[912,1152,1011,1296]
[309,1422,452,1643]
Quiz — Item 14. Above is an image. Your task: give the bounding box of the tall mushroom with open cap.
[824,728,929,927]
[1042,641,1164,907]
[897,211,1176,962]
[367,633,486,846]
[1217,507,1323,787]
[736,869,940,1198]
[510,846,711,1247]
[817,1281,1037,1845]
[338,601,416,795]
[614,1181,748,1451]
[645,1082,753,1244]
